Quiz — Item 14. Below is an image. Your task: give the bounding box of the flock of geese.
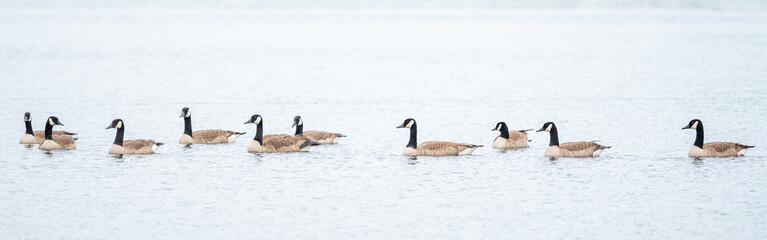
[19,108,755,158]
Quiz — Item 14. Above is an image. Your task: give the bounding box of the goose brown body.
[21,131,73,144]
[406,141,481,156]
[689,142,752,157]
[545,141,607,157]
[109,140,161,155]
[301,131,344,144]
[248,134,316,153]
[493,132,529,148]
[181,129,242,144]
[38,136,77,150]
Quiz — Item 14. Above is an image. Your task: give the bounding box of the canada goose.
[38,116,77,151]
[491,121,533,149]
[19,112,76,144]
[292,116,346,144]
[106,119,164,155]
[683,119,754,157]
[244,114,319,153]
[536,122,610,157]
[179,107,245,145]
[396,118,483,156]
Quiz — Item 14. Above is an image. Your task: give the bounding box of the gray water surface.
[0,8,766,239]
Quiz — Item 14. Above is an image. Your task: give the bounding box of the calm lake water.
[0,6,766,239]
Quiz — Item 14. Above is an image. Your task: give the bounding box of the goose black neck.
[694,124,704,148]
[183,117,193,136]
[254,121,263,145]
[44,123,53,140]
[499,123,510,139]
[113,126,124,146]
[25,121,33,134]
[407,124,418,149]
[548,125,559,146]
[295,124,303,135]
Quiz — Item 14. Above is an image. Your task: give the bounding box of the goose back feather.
[412,141,482,156]
[690,142,754,157]
[545,141,609,157]
[302,130,345,144]
[190,129,243,144]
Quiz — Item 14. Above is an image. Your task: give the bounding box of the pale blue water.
[0,5,766,239]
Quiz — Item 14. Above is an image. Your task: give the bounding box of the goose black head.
[244,114,262,125]
[537,122,555,132]
[397,118,416,129]
[106,119,123,129]
[292,115,303,127]
[682,119,702,130]
[47,116,64,126]
[492,122,507,131]
[180,107,190,118]
[24,112,31,122]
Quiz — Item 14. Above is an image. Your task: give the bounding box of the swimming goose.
[179,107,245,145]
[683,119,754,157]
[536,122,609,157]
[38,116,77,151]
[244,114,319,153]
[292,116,346,144]
[106,119,164,155]
[491,121,532,149]
[396,118,483,156]
[19,112,76,144]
